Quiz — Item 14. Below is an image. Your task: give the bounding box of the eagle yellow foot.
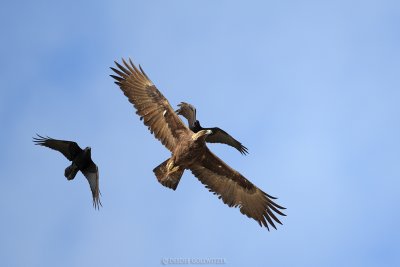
[166,160,180,173]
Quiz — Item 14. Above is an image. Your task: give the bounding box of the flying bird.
[111,58,285,230]
[176,102,248,155]
[33,135,102,209]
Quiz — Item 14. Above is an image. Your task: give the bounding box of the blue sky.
[1,0,399,266]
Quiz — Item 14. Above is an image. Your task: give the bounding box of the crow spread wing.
[175,102,197,128]
[81,161,102,209]
[175,102,248,154]
[33,134,82,161]
[206,127,248,155]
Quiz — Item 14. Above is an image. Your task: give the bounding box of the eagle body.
[154,130,211,190]
[171,130,210,168]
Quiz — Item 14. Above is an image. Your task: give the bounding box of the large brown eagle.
[111,59,285,230]
[33,135,102,209]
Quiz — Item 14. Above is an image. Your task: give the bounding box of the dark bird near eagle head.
[33,135,102,209]
[176,102,248,155]
[111,58,285,230]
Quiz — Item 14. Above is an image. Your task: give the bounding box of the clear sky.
[1,0,399,266]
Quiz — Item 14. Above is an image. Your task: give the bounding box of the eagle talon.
[166,161,173,171]
[166,161,180,173]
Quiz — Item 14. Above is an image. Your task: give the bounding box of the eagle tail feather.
[153,159,184,190]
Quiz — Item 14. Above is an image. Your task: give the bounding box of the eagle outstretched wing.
[111,59,190,152]
[190,149,285,230]
[33,134,82,161]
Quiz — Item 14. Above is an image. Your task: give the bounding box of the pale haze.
[1,0,399,266]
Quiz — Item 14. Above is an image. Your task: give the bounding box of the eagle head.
[192,129,212,141]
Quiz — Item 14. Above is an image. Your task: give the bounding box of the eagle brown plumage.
[111,58,285,230]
